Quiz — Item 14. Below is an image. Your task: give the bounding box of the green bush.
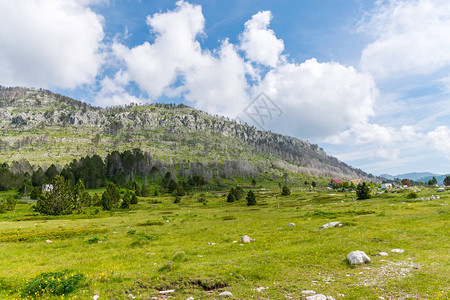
[406,192,418,199]
[174,195,181,203]
[0,196,17,213]
[356,182,371,200]
[22,269,85,297]
[227,192,235,203]
[246,190,256,206]
[281,185,291,196]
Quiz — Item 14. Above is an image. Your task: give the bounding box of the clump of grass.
[127,229,136,235]
[130,233,160,247]
[86,237,100,244]
[137,220,164,226]
[0,228,107,242]
[22,269,86,298]
[406,192,418,199]
[222,215,236,221]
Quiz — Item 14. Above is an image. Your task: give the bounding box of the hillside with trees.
[0,86,378,181]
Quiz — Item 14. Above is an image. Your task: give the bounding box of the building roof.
[331,179,343,184]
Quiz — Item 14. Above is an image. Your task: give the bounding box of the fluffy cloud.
[94,71,142,107]
[113,0,205,98]
[427,126,450,154]
[360,0,450,79]
[0,0,105,89]
[114,1,250,115]
[256,59,378,138]
[240,11,284,67]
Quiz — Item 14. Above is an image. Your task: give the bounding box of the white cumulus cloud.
[0,0,105,89]
[360,0,450,79]
[256,59,378,138]
[240,11,284,67]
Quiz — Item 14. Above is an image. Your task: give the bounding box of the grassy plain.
[0,187,449,299]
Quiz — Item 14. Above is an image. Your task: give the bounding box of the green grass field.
[0,187,449,299]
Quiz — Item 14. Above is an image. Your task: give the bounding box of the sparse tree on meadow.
[246,190,256,206]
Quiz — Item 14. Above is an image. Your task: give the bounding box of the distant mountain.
[0,86,380,181]
[380,172,448,183]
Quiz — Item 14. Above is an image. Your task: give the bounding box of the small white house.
[381,183,392,189]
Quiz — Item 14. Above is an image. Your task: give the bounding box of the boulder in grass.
[318,221,342,230]
[306,295,327,300]
[218,291,233,297]
[288,222,296,227]
[302,290,316,295]
[240,235,254,243]
[347,250,371,265]
[391,249,404,253]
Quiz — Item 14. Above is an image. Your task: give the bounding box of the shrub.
[36,176,75,215]
[281,185,291,196]
[246,190,256,206]
[120,191,131,209]
[0,196,17,213]
[101,182,120,210]
[356,182,371,200]
[227,193,235,203]
[174,195,181,203]
[130,192,138,205]
[22,269,85,297]
[406,192,418,199]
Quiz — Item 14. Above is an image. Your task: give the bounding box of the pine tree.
[356,182,371,200]
[130,192,138,204]
[281,185,291,196]
[246,190,256,206]
[227,192,236,203]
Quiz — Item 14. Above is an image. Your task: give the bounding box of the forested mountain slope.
[0,86,377,180]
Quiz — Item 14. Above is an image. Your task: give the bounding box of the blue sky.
[0,0,449,176]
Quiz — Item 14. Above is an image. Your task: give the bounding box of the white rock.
[186,297,195,300]
[128,294,136,299]
[379,252,389,256]
[208,242,216,245]
[255,287,267,292]
[288,223,296,227]
[240,235,254,243]
[165,220,170,223]
[306,294,327,300]
[318,222,341,229]
[347,251,371,265]
[159,289,175,294]
[391,249,404,253]
[232,240,238,243]
[46,239,52,243]
[93,295,99,300]
[302,290,316,295]
[218,291,233,296]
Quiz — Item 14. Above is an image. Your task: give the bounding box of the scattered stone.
[288,223,296,227]
[302,290,316,295]
[93,295,99,300]
[240,235,254,243]
[437,188,445,192]
[186,297,194,300]
[159,290,175,294]
[128,294,136,299]
[197,255,203,257]
[347,251,371,265]
[232,240,238,243]
[113,231,118,234]
[255,287,268,292]
[379,252,389,256]
[46,239,52,243]
[208,242,216,245]
[391,249,405,253]
[172,251,186,259]
[318,221,342,229]
[165,220,170,223]
[306,294,327,300]
[218,291,233,297]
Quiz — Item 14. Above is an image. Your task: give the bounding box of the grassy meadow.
[0,186,449,299]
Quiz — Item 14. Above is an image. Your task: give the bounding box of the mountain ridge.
[0,86,379,181]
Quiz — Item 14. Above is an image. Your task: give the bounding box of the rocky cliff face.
[0,86,377,180]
